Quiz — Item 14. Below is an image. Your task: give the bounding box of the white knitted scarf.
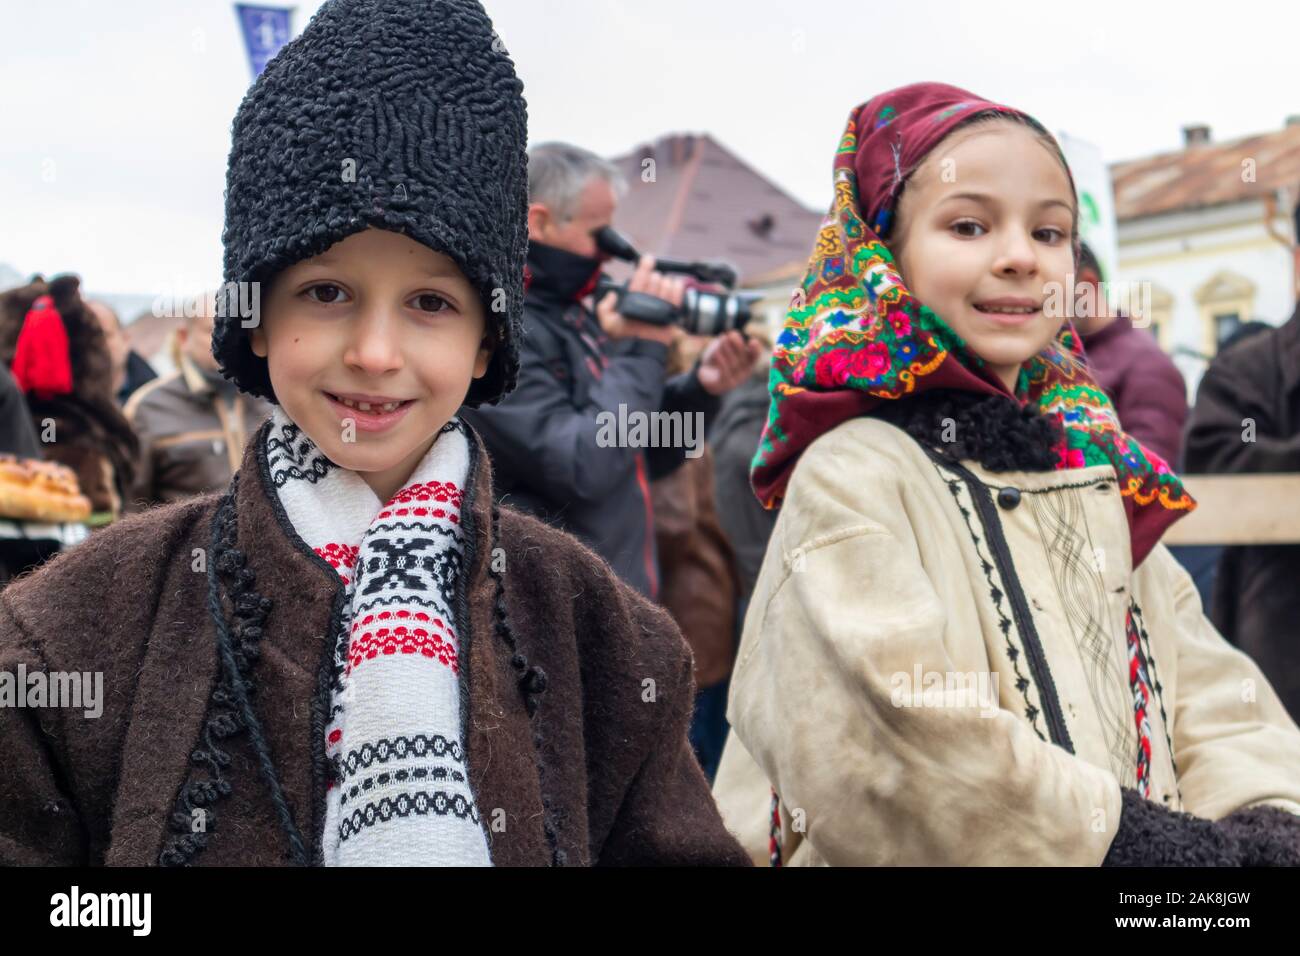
[264,408,492,866]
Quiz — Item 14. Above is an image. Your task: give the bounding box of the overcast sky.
[2,0,1297,300]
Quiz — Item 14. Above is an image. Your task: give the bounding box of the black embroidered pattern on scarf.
[266,420,335,486]
[336,733,465,774]
[354,533,462,611]
[338,789,480,840]
[340,766,468,808]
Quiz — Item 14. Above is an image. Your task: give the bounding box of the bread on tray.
[0,454,92,524]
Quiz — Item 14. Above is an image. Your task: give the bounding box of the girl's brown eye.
[307,284,344,303]
[952,220,985,238]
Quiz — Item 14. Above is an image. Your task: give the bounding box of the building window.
[1213,312,1241,346]
[1139,282,1173,352]
[1194,271,1256,358]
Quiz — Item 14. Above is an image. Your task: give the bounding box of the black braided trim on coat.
[159,475,305,865]
[487,501,566,866]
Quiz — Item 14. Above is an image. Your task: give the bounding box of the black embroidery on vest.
[924,447,1075,752]
[926,455,1046,742]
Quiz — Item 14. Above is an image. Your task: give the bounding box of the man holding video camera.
[460,142,760,599]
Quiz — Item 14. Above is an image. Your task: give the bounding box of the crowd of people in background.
[3,0,1300,872]
[1,142,1299,781]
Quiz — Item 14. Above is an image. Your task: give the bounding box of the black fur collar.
[871,390,1062,473]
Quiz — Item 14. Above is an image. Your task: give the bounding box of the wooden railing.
[1162,474,1300,545]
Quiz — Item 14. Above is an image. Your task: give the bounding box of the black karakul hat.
[213,0,529,408]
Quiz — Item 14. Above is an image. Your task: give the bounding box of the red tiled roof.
[124,311,182,361]
[608,133,823,286]
[1111,123,1300,222]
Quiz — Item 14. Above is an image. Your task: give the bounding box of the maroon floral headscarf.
[752,83,1193,566]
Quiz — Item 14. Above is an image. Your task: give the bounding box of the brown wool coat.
[0,419,750,867]
[651,449,739,690]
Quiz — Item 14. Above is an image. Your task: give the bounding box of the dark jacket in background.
[1184,305,1300,721]
[124,353,271,510]
[1082,314,1188,466]
[0,367,54,585]
[0,418,750,866]
[711,366,778,599]
[117,350,157,406]
[0,367,41,459]
[461,253,719,599]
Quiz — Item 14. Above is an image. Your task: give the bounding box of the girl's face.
[892,121,1076,392]
[251,227,492,502]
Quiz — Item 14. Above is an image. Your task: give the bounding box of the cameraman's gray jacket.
[461,280,718,599]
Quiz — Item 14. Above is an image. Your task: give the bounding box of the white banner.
[1057,131,1119,284]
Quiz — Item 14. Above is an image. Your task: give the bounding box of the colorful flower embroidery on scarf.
[751,83,1194,566]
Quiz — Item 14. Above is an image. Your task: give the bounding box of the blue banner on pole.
[235,4,294,79]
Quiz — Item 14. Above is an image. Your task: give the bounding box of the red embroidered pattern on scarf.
[346,609,458,675]
[377,480,462,523]
[315,543,360,585]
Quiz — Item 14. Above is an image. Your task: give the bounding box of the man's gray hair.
[527,142,626,221]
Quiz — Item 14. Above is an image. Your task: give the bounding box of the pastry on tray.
[0,454,92,524]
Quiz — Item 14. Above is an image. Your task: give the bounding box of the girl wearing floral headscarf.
[712,83,1300,866]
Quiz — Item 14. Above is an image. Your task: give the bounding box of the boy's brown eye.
[414,293,450,314]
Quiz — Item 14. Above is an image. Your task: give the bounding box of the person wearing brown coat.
[125,300,271,509]
[0,0,747,868]
[1184,302,1300,721]
[0,417,748,866]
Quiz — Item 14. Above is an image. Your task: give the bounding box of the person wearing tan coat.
[713,414,1300,865]
[713,83,1300,867]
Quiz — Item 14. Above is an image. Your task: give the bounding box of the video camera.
[591,226,762,337]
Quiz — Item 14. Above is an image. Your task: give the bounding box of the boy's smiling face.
[891,121,1076,392]
[251,227,492,502]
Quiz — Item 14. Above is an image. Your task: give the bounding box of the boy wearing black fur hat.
[0,0,748,867]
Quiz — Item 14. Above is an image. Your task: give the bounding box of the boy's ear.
[250,324,268,359]
[472,332,493,379]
